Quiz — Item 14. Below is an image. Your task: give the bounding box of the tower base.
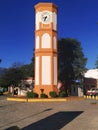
[34,85,59,98]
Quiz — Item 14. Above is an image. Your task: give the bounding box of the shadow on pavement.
[22,111,83,130]
[4,108,53,130]
[5,126,20,130]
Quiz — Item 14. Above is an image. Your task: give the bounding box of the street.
[0,96,98,130]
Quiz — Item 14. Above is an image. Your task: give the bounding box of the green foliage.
[20,63,34,78]
[0,60,34,87]
[58,38,87,82]
[0,67,24,87]
[26,91,38,98]
[0,68,7,76]
[95,56,98,69]
[49,91,57,98]
[59,91,67,97]
[40,93,48,98]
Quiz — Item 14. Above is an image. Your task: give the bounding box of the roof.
[84,69,98,79]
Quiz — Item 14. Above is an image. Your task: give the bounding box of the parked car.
[87,88,98,96]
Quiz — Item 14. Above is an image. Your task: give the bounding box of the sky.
[0,0,98,69]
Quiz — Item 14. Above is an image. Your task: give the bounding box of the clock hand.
[43,16,47,21]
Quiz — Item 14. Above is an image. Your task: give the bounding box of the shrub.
[59,91,67,97]
[26,91,38,98]
[49,91,57,98]
[40,93,48,98]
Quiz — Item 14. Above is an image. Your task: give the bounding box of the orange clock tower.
[34,3,58,97]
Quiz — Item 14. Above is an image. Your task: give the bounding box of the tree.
[95,56,98,68]
[20,54,35,79]
[0,67,24,87]
[0,64,25,95]
[21,48,35,78]
[58,38,87,93]
[0,58,34,87]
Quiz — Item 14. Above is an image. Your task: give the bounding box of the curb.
[7,96,84,102]
[7,97,67,102]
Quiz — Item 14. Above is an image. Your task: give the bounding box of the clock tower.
[34,3,58,97]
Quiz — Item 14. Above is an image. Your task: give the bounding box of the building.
[84,69,98,92]
[8,77,34,96]
[84,69,98,79]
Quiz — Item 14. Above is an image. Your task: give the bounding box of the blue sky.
[0,0,98,69]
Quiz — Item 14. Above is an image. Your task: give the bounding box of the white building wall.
[36,12,40,30]
[35,56,39,85]
[42,33,51,48]
[42,56,51,85]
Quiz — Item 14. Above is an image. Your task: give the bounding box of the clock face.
[41,11,51,23]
